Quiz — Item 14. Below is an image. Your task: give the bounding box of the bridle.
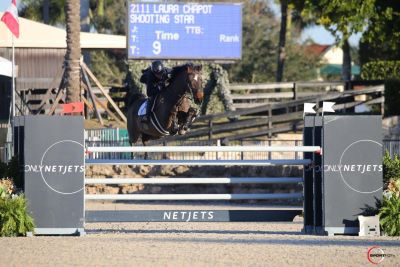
[186,71,203,105]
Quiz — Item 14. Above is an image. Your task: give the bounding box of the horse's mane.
[170,63,193,81]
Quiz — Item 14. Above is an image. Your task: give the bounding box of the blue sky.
[1,1,361,46]
[0,2,14,11]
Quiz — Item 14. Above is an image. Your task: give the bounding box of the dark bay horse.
[126,63,204,146]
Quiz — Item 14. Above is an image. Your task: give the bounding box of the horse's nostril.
[197,92,204,99]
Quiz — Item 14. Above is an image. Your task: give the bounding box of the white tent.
[0,57,12,77]
[0,12,126,49]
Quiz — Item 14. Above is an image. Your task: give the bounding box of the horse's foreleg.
[179,107,197,135]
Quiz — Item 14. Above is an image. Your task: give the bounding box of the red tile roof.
[305,44,331,57]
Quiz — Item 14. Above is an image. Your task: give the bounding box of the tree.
[276,0,288,82]
[64,0,81,104]
[276,0,316,82]
[20,0,66,25]
[89,0,125,35]
[305,0,376,83]
[360,0,400,65]
[225,1,279,83]
[21,0,126,86]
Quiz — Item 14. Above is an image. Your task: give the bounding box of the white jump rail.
[85,193,303,200]
[85,177,303,184]
[85,159,312,166]
[86,145,321,153]
[85,146,311,201]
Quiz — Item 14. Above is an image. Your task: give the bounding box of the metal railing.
[383,139,400,158]
[0,142,13,163]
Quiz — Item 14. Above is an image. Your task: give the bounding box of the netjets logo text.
[33,139,85,195]
[324,139,383,194]
[163,211,214,221]
[25,165,85,174]
[324,164,382,173]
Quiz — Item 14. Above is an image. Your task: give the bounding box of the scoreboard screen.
[127,2,242,59]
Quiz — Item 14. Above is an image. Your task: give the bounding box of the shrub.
[0,178,14,196]
[361,60,400,80]
[383,151,400,184]
[0,180,35,237]
[379,194,400,236]
[379,153,400,236]
[0,157,23,190]
[387,179,400,198]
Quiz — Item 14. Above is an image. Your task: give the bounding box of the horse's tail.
[125,85,145,107]
[125,88,145,107]
[124,71,145,107]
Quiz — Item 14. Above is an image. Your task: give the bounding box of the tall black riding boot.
[169,118,179,135]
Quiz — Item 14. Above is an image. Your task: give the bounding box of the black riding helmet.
[151,60,164,76]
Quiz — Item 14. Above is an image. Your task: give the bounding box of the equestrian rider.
[139,60,171,123]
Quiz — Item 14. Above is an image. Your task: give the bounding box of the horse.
[126,63,204,148]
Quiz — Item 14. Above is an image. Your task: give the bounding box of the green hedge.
[384,80,400,116]
[361,61,400,116]
[361,60,400,80]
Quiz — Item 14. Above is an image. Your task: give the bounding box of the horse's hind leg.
[128,132,140,159]
[141,134,151,159]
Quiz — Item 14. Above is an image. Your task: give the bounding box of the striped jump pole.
[85,177,303,184]
[85,159,312,166]
[86,145,322,154]
[85,193,303,201]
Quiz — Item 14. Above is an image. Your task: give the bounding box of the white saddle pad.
[138,100,148,116]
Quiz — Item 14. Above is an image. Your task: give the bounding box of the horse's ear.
[195,64,202,71]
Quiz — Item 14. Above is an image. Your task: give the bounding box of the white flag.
[303,103,316,114]
[322,102,336,113]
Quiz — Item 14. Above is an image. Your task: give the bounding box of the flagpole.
[12,35,15,118]
[11,34,15,155]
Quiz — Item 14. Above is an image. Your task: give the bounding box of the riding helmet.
[151,60,164,75]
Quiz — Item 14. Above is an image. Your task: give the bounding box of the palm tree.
[64,0,81,104]
[276,0,311,83]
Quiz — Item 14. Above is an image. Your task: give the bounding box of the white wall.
[321,46,343,64]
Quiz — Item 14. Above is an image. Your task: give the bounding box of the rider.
[139,60,171,123]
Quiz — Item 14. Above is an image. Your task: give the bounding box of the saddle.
[138,96,174,136]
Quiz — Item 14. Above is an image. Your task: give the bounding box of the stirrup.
[169,120,179,135]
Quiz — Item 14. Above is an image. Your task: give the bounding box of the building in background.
[0,12,125,115]
[306,44,360,81]
[0,56,12,162]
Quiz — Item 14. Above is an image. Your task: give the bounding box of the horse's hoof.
[178,129,187,135]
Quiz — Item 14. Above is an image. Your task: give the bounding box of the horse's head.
[186,64,204,105]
